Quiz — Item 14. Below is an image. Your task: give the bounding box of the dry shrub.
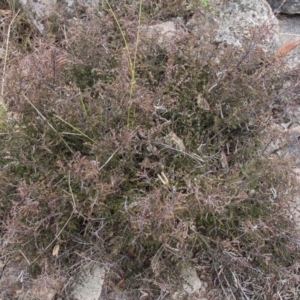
[1,1,300,299]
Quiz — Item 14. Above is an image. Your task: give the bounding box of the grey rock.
[267,0,300,14]
[277,15,300,68]
[141,19,187,52]
[170,267,208,300]
[215,0,278,50]
[71,265,106,300]
[18,0,100,33]
[143,0,279,66]
[18,0,57,33]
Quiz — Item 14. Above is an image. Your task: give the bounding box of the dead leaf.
[197,93,210,111]
[220,151,229,171]
[0,10,11,16]
[52,245,60,257]
[167,131,186,151]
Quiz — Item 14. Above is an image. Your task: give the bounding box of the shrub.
[1,1,300,299]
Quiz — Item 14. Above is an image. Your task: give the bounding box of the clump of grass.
[1,1,300,299]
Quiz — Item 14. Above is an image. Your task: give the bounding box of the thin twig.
[98,147,120,172]
[1,9,20,110]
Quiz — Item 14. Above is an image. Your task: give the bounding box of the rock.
[18,0,57,33]
[141,0,279,100]
[18,0,99,33]
[24,276,61,300]
[20,0,279,57]
[277,15,300,68]
[141,19,187,51]
[170,267,208,300]
[183,0,280,75]
[214,0,278,51]
[274,124,300,165]
[267,0,300,14]
[261,124,289,157]
[0,257,63,300]
[71,265,106,300]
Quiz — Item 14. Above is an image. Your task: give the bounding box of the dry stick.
[1,9,20,110]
